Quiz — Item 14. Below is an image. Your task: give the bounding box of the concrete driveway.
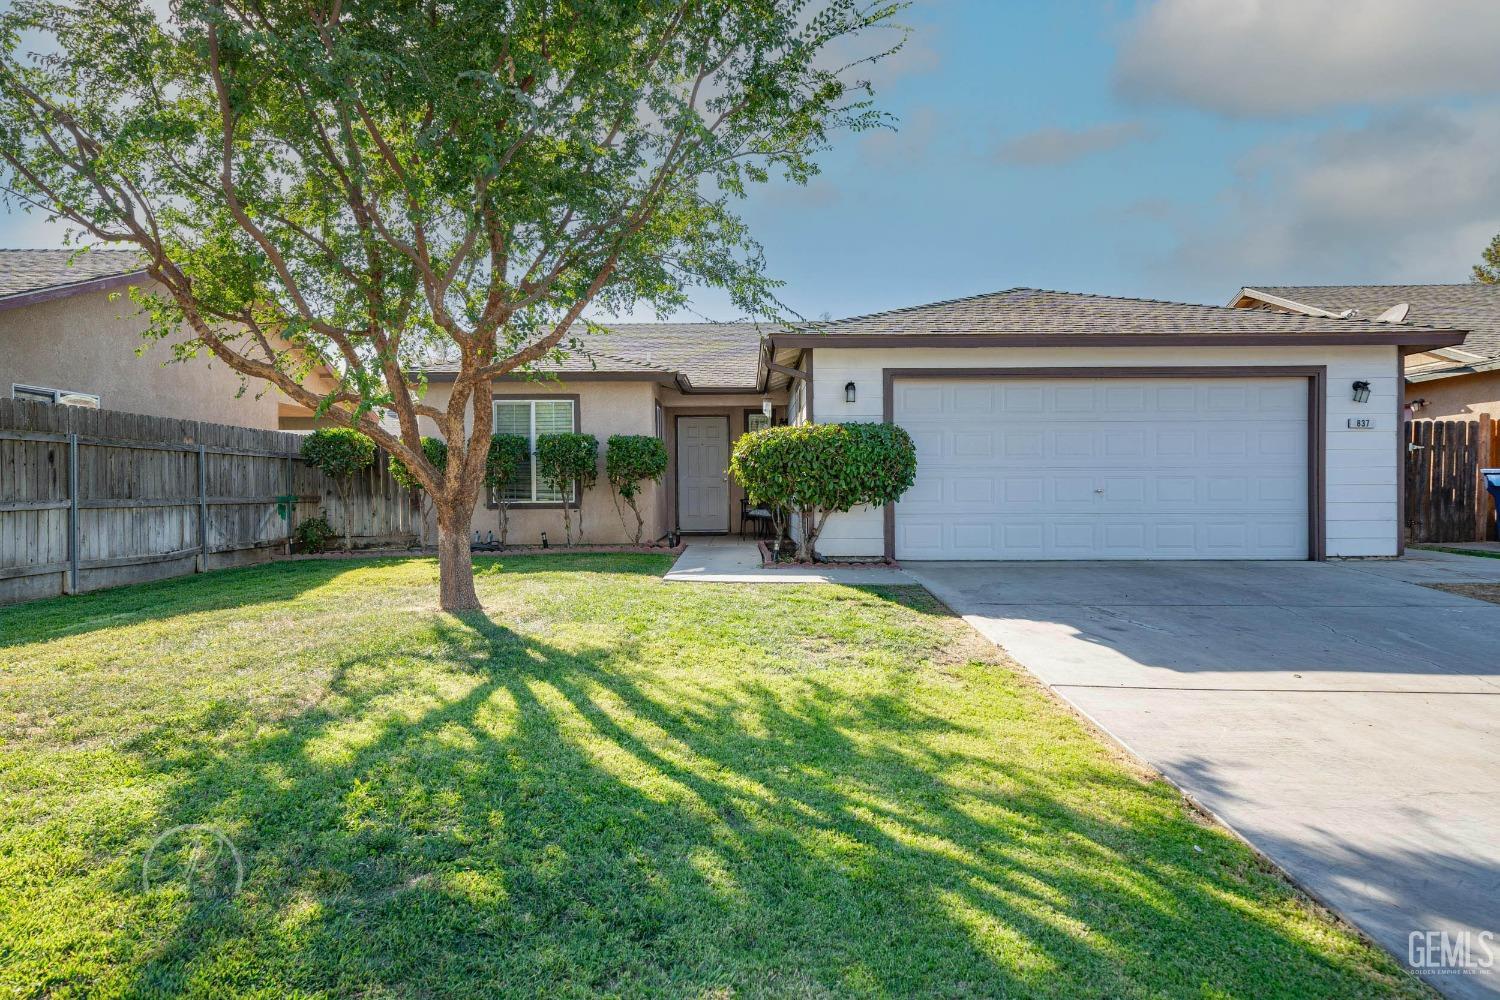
[906,551,1500,999]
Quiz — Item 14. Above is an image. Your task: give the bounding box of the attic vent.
[1374,303,1410,323]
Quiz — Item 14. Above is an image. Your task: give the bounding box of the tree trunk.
[629,498,644,545]
[561,503,573,546]
[435,504,481,611]
[497,502,509,547]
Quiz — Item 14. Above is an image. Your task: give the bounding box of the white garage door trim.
[881,366,1327,561]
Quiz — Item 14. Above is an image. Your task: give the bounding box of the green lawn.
[1,556,1424,998]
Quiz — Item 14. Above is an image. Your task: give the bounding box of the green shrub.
[535,432,599,545]
[730,422,917,561]
[388,436,448,491]
[389,437,448,546]
[485,433,530,545]
[301,428,376,550]
[291,513,336,554]
[605,435,669,544]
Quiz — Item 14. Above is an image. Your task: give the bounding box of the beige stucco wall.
[1405,369,1500,420]
[0,281,281,430]
[418,378,666,545]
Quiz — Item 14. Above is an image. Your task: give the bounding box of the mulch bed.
[756,540,900,569]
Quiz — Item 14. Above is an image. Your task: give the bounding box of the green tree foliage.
[536,432,599,545]
[605,435,670,544]
[485,433,530,546]
[0,0,905,610]
[389,437,448,547]
[1476,233,1500,284]
[301,428,376,550]
[730,422,917,561]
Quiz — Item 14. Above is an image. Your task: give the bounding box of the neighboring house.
[1230,284,1500,420]
[422,287,1465,560]
[0,249,338,431]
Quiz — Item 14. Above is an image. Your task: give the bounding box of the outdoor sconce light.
[761,397,772,417]
[1410,397,1428,413]
[1352,380,1372,403]
[845,381,857,403]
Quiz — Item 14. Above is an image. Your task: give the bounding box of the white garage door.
[893,377,1310,560]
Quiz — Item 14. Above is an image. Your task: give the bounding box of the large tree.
[1476,232,1500,284]
[0,0,902,609]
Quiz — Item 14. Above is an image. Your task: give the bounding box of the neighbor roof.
[769,287,1465,348]
[1239,284,1500,371]
[0,249,145,308]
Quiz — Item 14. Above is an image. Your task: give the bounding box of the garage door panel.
[894,377,1309,560]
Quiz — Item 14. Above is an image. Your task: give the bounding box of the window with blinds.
[491,398,576,503]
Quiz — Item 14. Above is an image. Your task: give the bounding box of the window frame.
[486,394,581,509]
[12,383,101,408]
[744,409,771,434]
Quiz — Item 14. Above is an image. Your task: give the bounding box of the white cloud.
[1166,105,1500,284]
[991,121,1155,166]
[1115,0,1500,116]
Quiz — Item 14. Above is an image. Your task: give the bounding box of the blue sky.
[4,1,1499,320]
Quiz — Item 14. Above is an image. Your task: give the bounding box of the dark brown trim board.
[880,366,1329,562]
[772,330,1466,351]
[486,392,582,509]
[1396,353,1406,557]
[672,413,732,534]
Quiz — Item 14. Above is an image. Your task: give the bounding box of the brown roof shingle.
[0,249,144,301]
[1247,284,1500,360]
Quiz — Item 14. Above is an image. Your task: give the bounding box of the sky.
[3,0,1499,320]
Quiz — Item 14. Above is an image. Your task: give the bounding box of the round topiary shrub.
[301,427,377,550]
[605,435,669,544]
[389,437,448,546]
[485,433,530,545]
[535,432,599,545]
[730,422,917,562]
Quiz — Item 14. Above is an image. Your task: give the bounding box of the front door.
[677,416,730,533]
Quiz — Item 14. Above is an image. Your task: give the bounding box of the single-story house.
[423,288,1467,561]
[0,249,339,430]
[1230,284,1500,420]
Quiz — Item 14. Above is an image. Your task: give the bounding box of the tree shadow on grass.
[94,609,1421,999]
[0,553,670,652]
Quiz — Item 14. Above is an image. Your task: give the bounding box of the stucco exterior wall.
[0,281,281,430]
[1405,369,1500,420]
[419,379,665,544]
[807,343,1402,559]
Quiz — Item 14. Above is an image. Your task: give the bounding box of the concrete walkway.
[906,551,1500,999]
[664,536,911,585]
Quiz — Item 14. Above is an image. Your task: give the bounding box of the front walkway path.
[664,536,910,585]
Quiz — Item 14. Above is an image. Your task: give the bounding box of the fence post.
[197,444,208,572]
[1481,415,1496,541]
[66,432,79,595]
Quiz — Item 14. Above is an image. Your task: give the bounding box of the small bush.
[535,432,599,545]
[485,433,530,546]
[606,435,669,544]
[301,428,376,550]
[730,422,917,561]
[292,514,337,554]
[388,437,449,492]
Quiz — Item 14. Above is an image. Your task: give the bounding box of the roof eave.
[769,330,1470,350]
[0,268,148,313]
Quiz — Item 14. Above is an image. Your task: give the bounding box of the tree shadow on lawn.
[0,553,671,652]
[99,610,1418,999]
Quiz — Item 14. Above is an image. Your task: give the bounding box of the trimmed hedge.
[485,433,530,545]
[535,432,599,545]
[730,422,917,561]
[606,435,669,544]
[388,436,449,492]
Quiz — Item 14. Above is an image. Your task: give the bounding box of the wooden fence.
[1404,416,1500,544]
[0,399,415,605]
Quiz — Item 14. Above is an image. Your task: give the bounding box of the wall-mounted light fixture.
[1410,397,1428,413]
[761,397,772,417]
[845,381,856,404]
[1351,380,1371,403]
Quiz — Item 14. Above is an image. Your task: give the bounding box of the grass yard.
[0,556,1425,998]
